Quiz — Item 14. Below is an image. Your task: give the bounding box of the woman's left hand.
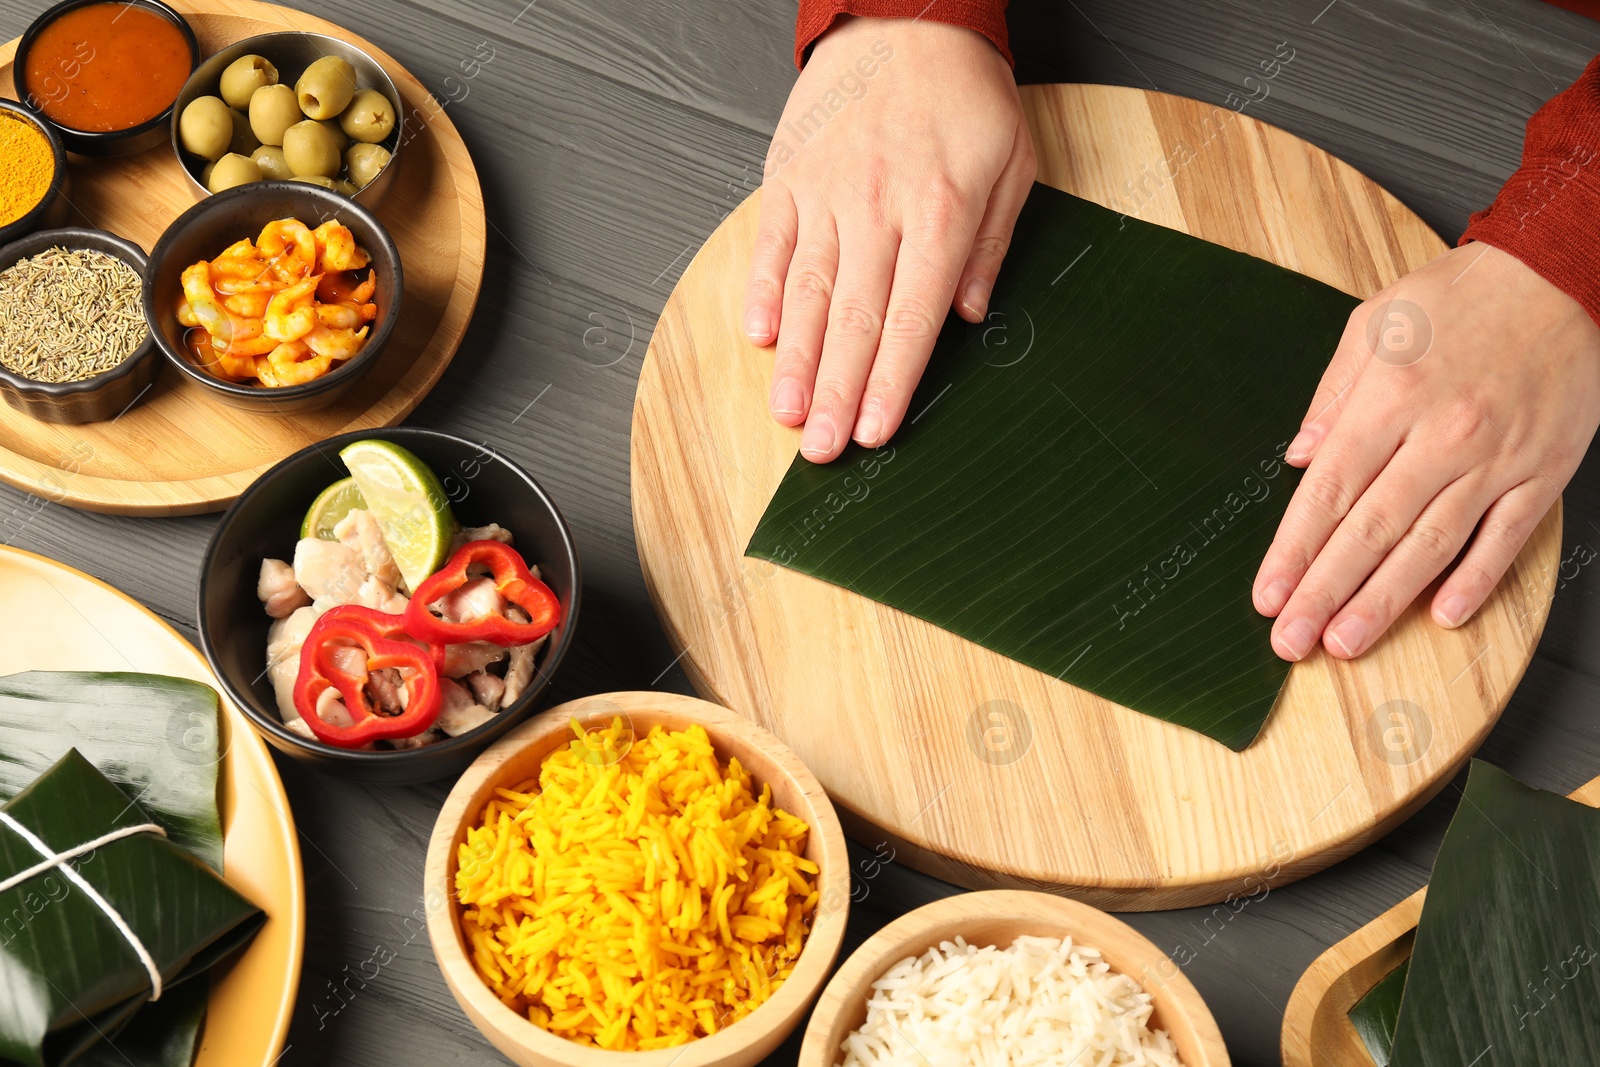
[1253,242,1600,661]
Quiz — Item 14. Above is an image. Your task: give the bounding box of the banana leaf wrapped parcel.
[0,749,263,1067]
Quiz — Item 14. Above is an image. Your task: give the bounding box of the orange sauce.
[24,3,191,132]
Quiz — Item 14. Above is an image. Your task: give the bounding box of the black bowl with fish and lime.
[198,427,582,786]
[0,227,159,425]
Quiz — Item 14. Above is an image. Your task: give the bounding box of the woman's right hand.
[743,15,1036,463]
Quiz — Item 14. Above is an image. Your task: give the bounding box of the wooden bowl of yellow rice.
[425,691,850,1067]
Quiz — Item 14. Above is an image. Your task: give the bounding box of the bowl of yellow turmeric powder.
[0,101,67,248]
[425,691,851,1067]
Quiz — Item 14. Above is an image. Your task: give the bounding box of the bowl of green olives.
[170,32,402,206]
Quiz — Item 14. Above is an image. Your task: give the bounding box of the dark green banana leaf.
[0,673,223,871]
[1388,760,1600,1066]
[1350,959,1409,1066]
[0,674,234,1067]
[0,750,260,1067]
[747,183,1353,748]
[77,978,208,1067]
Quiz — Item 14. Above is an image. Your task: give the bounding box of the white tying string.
[0,812,167,1000]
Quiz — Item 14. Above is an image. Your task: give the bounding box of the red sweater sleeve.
[795,0,1011,69]
[1460,56,1600,327]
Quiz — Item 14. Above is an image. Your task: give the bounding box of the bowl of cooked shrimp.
[142,180,402,412]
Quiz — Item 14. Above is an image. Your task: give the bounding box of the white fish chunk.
[257,558,310,619]
[454,523,513,549]
[293,538,366,603]
[334,508,402,590]
[436,678,495,737]
[265,605,321,722]
[501,633,547,708]
[442,641,505,678]
[439,577,505,623]
[355,576,409,615]
[466,670,505,712]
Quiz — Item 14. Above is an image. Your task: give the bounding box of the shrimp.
[257,342,333,387]
[223,291,271,318]
[258,218,317,280]
[263,276,321,343]
[305,324,369,360]
[209,251,277,295]
[312,221,370,271]
[315,303,363,330]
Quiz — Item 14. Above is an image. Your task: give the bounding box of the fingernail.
[1326,616,1368,658]
[800,415,836,458]
[745,307,773,342]
[772,379,804,417]
[960,277,992,320]
[1257,578,1291,615]
[1285,428,1318,464]
[854,399,883,447]
[1277,618,1316,661]
[1436,594,1470,627]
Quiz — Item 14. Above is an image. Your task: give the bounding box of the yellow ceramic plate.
[0,546,304,1066]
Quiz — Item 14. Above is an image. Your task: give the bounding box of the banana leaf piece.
[76,978,208,1067]
[1350,959,1409,1066]
[0,750,263,1067]
[1388,760,1600,1066]
[747,183,1352,748]
[0,673,223,872]
[0,673,228,1067]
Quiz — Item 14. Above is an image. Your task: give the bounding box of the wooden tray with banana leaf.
[1282,770,1600,1066]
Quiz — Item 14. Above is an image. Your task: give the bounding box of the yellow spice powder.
[0,114,55,227]
[455,719,820,1051]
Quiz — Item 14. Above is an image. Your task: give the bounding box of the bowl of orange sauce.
[15,0,199,156]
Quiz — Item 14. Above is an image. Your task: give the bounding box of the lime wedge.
[337,439,456,593]
[301,476,367,541]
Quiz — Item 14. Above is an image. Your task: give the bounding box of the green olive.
[290,174,337,190]
[251,145,294,181]
[207,153,262,193]
[333,179,359,197]
[282,119,342,178]
[227,107,258,156]
[295,56,356,121]
[179,95,234,161]
[339,88,395,143]
[219,54,278,110]
[317,119,348,152]
[344,143,391,188]
[248,84,302,146]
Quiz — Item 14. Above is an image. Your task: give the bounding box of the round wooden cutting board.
[0,0,485,515]
[631,84,1561,910]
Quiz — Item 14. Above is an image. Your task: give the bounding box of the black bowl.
[0,227,159,424]
[15,0,199,156]
[199,428,583,785]
[143,181,403,413]
[0,101,69,247]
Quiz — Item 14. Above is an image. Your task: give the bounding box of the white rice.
[838,934,1184,1067]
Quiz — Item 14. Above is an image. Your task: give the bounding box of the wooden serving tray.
[1281,771,1600,1066]
[631,83,1562,910]
[0,0,485,515]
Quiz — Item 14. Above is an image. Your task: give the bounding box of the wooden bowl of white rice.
[799,890,1229,1067]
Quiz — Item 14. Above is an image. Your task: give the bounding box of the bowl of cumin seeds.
[0,227,158,424]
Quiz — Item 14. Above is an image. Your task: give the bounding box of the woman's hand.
[1254,242,1600,660]
[744,16,1035,462]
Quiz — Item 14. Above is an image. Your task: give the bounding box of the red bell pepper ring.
[292,606,443,748]
[403,540,561,648]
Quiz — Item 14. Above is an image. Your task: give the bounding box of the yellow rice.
[455,718,820,1050]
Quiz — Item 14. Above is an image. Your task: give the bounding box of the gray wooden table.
[4,1,1600,1063]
